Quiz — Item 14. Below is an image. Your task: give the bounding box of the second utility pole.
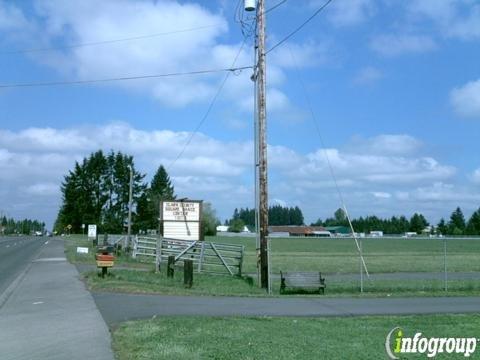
[127,165,133,251]
[257,0,269,289]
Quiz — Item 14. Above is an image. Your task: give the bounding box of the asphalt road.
[93,292,480,326]
[0,236,46,297]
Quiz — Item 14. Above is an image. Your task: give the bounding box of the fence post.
[184,259,193,288]
[359,237,364,293]
[167,255,175,278]
[238,245,244,277]
[132,235,136,259]
[267,239,272,294]
[155,237,161,273]
[444,237,447,292]
[198,241,205,273]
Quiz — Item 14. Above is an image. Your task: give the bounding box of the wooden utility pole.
[127,165,133,250]
[257,0,269,289]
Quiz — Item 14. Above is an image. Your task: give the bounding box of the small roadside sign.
[76,247,89,254]
[88,224,97,239]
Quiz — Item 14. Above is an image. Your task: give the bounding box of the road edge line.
[0,261,33,311]
[0,238,49,311]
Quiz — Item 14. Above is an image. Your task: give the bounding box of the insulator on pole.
[245,0,256,12]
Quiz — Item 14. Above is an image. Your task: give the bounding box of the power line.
[286,44,369,277]
[264,0,288,14]
[167,39,248,171]
[0,24,223,55]
[266,0,334,54]
[0,66,252,89]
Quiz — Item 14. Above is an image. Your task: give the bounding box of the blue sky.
[1,0,480,229]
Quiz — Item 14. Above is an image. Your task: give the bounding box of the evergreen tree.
[437,218,447,235]
[409,213,429,234]
[466,209,480,235]
[136,165,175,232]
[55,150,146,234]
[334,208,348,225]
[448,207,466,235]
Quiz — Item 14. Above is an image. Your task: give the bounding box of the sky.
[0,0,480,229]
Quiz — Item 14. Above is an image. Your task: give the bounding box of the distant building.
[269,226,331,237]
[370,230,384,237]
[324,226,350,235]
[216,225,229,232]
[216,225,250,233]
[240,226,250,233]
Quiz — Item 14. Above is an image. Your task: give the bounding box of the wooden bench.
[280,271,326,294]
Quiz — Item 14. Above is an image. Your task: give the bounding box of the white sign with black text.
[87,224,97,239]
[162,201,202,241]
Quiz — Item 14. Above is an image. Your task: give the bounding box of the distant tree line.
[311,208,428,234]
[225,205,480,236]
[312,206,480,235]
[55,150,219,235]
[1,217,45,235]
[226,205,304,232]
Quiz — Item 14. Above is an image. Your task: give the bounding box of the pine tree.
[136,165,175,232]
[466,209,480,235]
[409,213,429,234]
[55,150,146,234]
[448,207,466,235]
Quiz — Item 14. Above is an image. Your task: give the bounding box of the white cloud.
[0,0,326,113]
[0,122,464,227]
[318,0,376,27]
[271,198,288,207]
[450,79,480,118]
[408,0,480,40]
[297,149,454,185]
[353,66,383,85]
[449,6,480,40]
[0,0,29,31]
[372,192,392,199]
[370,34,437,57]
[412,182,480,202]
[348,134,423,156]
[408,0,458,25]
[472,168,480,184]
[269,41,332,68]
[23,183,59,196]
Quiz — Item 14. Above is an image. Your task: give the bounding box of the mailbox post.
[96,246,115,278]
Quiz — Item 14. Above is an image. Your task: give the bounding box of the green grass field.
[112,314,480,359]
[63,235,151,269]
[209,235,480,274]
[66,235,480,297]
[85,269,264,297]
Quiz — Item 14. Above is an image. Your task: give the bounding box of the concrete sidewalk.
[0,239,114,360]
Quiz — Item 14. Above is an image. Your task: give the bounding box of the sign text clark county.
[163,201,200,222]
